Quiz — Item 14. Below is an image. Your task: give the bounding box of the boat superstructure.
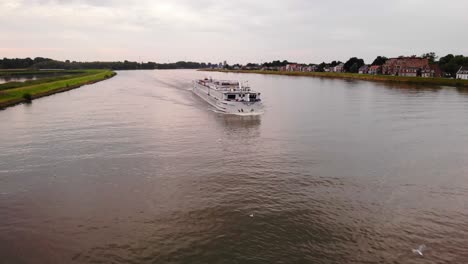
[193,78,263,115]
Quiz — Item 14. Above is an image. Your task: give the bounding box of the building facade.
[368,65,381,75]
[381,57,429,77]
[358,65,369,74]
[333,63,345,73]
[457,66,468,80]
[421,64,442,78]
[286,64,298,71]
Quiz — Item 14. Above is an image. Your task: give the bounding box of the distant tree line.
[3,53,468,77]
[0,57,52,69]
[0,57,212,70]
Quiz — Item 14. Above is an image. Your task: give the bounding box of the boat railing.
[225,98,261,102]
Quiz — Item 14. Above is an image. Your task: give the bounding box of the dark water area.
[0,75,41,84]
[1,70,468,263]
[0,73,74,84]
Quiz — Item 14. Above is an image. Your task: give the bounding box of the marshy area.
[0,69,116,109]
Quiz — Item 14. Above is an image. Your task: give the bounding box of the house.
[358,65,369,74]
[286,64,299,72]
[400,67,420,77]
[242,65,260,70]
[368,65,381,75]
[333,63,345,73]
[300,65,317,72]
[421,64,442,78]
[456,66,468,80]
[381,57,429,77]
[305,65,318,72]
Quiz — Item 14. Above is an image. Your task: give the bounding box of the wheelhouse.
[224,92,261,102]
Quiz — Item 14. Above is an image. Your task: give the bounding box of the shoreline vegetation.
[0,57,208,70]
[0,69,116,110]
[202,69,468,88]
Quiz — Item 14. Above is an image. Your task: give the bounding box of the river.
[1,70,468,263]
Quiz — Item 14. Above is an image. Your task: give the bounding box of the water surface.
[0,75,41,84]
[1,70,468,263]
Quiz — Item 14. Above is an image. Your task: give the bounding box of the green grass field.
[204,69,468,88]
[0,69,116,109]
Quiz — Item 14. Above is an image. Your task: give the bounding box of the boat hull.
[193,82,264,115]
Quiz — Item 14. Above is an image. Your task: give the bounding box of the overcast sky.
[1,0,467,64]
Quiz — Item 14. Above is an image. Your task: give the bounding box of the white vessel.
[193,78,264,115]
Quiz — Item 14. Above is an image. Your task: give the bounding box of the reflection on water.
[0,73,73,84]
[0,75,39,84]
[456,87,468,96]
[380,82,443,94]
[1,70,468,263]
[218,114,261,129]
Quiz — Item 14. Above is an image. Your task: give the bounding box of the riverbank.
[0,69,116,110]
[203,69,468,88]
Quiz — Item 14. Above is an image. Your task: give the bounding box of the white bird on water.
[412,245,426,256]
[249,213,254,217]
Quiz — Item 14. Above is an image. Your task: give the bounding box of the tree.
[350,63,359,73]
[330,61,340,67]
[438,54,468,77]
[421,52,437,63]
[439,54,454,65]
[371,56,388,66]
[317,62,326,72]
[344,57,365,73]
[262,60,289,67]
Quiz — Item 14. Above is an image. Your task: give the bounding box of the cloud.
[1,0,467,63]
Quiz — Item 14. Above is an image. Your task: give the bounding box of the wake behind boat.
[193,78,264,115]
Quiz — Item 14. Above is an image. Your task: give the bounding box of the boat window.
[249,94,257,99]
[227,94,236,99]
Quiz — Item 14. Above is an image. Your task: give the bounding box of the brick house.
[368,65,381,75]
[400,67,420,77]
[382,57,430,77]
[421,64,442,78]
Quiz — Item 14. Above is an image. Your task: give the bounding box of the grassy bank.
[203,69,468,88]
[0,69,116,109]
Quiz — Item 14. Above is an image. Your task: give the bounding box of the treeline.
[0,57,211,70]
[438,54,468,77]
